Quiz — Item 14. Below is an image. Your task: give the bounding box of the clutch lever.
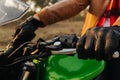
[51,48,76,55]
[45,41,76,55]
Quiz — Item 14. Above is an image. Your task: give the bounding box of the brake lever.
[51,48,76,55]
[45,41,76,55]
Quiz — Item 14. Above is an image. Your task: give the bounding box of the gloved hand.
[76,26,120,61]
[1,16,45,64]
[11,16,45,48]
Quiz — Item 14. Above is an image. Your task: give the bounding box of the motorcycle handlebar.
[1,37,119,67]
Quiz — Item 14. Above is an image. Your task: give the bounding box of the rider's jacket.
[35,0,120,35]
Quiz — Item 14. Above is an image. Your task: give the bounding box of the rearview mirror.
[0,0,29,26]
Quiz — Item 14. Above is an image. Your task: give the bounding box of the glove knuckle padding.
[84,31,95,59]
[13,24,36,45]
[85,37,95,59]
[85,27,101,59]
[77,36,87,59]
[94,28,108,60]
[94,36,105,60]
[13,27,22,37]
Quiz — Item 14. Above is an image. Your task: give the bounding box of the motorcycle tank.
[37,54,105,80]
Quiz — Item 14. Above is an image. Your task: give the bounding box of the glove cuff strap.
[27,16,45,28]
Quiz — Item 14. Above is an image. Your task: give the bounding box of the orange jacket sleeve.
[34,0,90,26]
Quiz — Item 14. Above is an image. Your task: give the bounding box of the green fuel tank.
[36,54,105,80]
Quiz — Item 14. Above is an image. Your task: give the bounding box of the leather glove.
[11,16,45,48]
[1,17,45,64]
[76,26,120,61]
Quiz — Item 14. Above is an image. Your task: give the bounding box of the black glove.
[2,17,45,63]
[11,16,45,47]
[76,26,120,61]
